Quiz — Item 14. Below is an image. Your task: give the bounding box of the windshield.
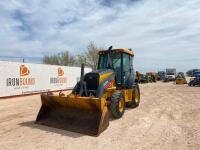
[98,52,134,86]
[167,73,175,75]
[98,53,121,70]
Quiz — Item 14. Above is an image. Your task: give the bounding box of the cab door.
[122,53,134,88]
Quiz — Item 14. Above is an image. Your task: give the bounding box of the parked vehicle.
[140,74,148,83]
[157,71,166,81]
[188,71,200,87]
[186,69,200,77]
[164,68,176,82]
[176,72,187,84]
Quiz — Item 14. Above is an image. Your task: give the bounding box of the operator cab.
[98,48,135,88]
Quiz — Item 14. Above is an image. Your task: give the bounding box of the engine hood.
[84,69,115,98]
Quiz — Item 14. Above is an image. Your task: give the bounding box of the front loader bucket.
[35,94,109,136]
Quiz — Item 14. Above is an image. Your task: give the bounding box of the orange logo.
[20,65,30,76]
[58,67,64,76]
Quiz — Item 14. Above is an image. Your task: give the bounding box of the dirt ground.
[0,82,200,150]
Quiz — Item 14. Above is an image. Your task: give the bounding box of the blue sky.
[0,0,200,72]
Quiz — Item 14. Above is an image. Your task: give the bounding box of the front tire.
[110,91,125,118]
[127,84,140,108]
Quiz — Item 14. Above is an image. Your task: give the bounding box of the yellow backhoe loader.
[175,72,187,84]
[36,46,140,136]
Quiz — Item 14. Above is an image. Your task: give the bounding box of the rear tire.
[193,79,200,86]
[188,80,194,86]
[110,91,125,118]
[127,84,140,108]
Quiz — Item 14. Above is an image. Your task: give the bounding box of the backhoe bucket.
[35,94,109,136]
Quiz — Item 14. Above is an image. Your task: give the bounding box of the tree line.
[43,42,104,70]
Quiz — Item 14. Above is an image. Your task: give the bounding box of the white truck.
[165,68,176,82]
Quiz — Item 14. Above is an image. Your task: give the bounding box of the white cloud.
[0,0,200,71]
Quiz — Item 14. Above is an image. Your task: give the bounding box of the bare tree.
[43,42,104,69]
[59,51,76,66]
[76,42,104,70]
[43,51,75,66]
[43,54,60,65]
[76,54,87,66]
